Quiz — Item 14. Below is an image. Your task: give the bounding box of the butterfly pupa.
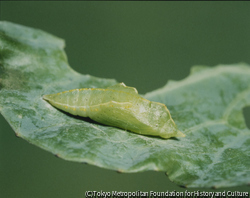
[43,83,185,139]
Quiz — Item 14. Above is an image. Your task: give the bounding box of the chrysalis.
[43,83,185,139]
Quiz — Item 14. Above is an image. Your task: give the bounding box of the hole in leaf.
[243,106,250,129]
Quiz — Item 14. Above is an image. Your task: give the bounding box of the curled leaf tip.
[43,94,52,101]
[176,130,186,137]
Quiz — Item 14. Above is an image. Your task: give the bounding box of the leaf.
[0,21,250,188]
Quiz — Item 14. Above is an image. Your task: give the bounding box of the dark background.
[1,2,250,197]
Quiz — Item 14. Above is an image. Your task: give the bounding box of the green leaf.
[0,21,250,188]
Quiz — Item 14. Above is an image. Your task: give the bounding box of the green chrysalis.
[43,83,185,139]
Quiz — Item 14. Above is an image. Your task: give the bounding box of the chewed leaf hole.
[243,106,250,129]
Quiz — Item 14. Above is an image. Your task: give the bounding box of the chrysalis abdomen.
[43,83,185,139]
